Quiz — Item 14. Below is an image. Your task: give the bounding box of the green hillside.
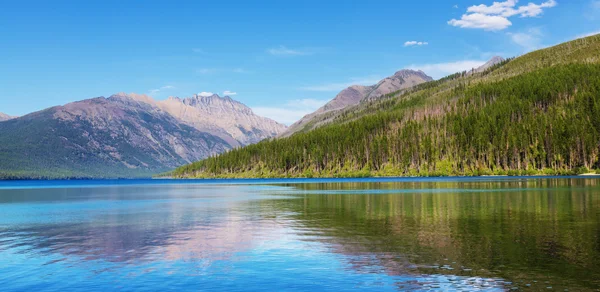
[172,34,600,178]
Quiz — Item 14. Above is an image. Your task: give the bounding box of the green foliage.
[172,34,600,178]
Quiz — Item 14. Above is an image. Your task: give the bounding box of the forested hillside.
[172,34,600,178]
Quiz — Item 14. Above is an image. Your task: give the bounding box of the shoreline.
[2,172,600,181]
[165,171,600,180]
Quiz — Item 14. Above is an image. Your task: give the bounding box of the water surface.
[1,177,599,291]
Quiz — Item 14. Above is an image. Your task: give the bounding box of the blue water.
[1,177,599,291]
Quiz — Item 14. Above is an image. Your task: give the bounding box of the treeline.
[171,35,600,178]
[172,63,600,178]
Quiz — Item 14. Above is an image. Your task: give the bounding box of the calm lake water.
[1,177,599,291]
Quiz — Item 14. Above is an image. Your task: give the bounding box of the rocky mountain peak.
[488,56,505,63]
[479,56,505,69]
[108,92,156,105]
[280,68,433,137]
[180,93,250,114]
[156,92,286,146]
[393,69,431,80]
[190,93,234,103]
[470,56,506,74]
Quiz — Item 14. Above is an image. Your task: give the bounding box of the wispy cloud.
[252,98,330,125]
[408,60,487,79]
[192,48,206,54]
[149,85,175,95]
[267,46,311,56]
[448,0,557,31]
[508,27,544,51]
[300,76,383,92]
[223,90,237,96]
[404,41,429,47]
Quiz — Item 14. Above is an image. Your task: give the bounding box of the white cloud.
[508,28,543,51]
[267,46,311,56]
[300,76,383,92]
[467,0,518,15]
[404,41,429,47]
[449,13,513,30]
[192,48,205,54]
[467,0,556,17]
[223,90,237,96]
[198,92,213,97]
[148,85,175,95]
[252,98,330,125]
[408,60,487,79]
[449,0,557,31]
[514,0,557,17]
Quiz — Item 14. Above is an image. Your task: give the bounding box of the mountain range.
[0,93,285,178]
[172,34,600,178]
[0,57,504,179]
[3,32,587,180]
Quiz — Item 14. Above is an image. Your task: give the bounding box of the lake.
[0,177,599,291]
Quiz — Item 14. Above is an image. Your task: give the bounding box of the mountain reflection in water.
[0,178,599,291]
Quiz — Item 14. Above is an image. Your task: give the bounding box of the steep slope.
[281,69,432,137]
[0,94,231,178]
[172,34,600,178]
[0,112,15,121]
[157,93,286,147]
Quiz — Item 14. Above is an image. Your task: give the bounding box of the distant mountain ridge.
[158,93,286,147]
[0,93,286,178]
[469,56,505,74]
[0,112,15,121]
[281,69,433,137]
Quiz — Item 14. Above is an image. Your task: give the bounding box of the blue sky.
[1,0,599,124]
